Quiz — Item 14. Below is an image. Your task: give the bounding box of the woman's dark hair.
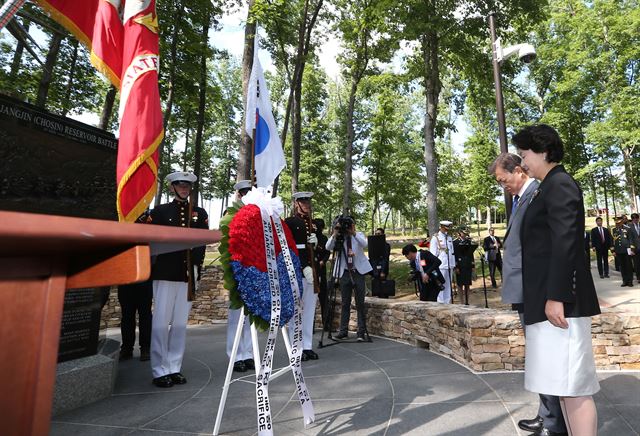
[401,244,417,256]
[511,124,564,163]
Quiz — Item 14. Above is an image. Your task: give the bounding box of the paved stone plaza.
[51,323,640,436]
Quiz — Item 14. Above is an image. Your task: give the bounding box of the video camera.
[333,215,354,238]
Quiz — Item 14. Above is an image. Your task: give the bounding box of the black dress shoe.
[169,372,187,384]
[604,274,610,278]
[140,350,150,361]
[152,375,173,388]
[537,428,568,436]
[518,415,543,433]
[119,350,133,361]
[301,352,309,361]
[303,349,319,360]
[599,275,604,278]
[334,332,348,340]
[244,358,255,370]
[233,360,247,372]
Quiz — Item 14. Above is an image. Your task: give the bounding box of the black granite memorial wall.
[0,94,120,362]
[0,93,118,219]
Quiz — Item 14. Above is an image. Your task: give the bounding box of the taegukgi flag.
[245,40,286,188]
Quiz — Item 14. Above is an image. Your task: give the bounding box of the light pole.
[488,12,536,220]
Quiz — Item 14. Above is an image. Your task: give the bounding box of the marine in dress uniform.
[429,221,456,303]
[285,192,320,361]
[612,217,635,287]
[148,171,209,388]
[226,180,255,373]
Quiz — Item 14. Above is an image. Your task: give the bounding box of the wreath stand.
[213,310,296,436]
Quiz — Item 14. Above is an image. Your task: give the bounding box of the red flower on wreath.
[228,204,298,272]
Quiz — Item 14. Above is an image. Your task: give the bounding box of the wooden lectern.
[0,211,221,436]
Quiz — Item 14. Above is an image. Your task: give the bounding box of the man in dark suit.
[591,216,613,278]
[402,244,444,302]
[629,213,640,283]
[483,228,502,287]
[489,152,567,436]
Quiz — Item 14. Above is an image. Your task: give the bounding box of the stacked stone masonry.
[101,265,640,372]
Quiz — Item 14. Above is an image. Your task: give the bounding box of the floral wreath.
[219,199,303,331]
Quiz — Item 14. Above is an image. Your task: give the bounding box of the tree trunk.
[99,85,117,130]
[291,78,303,194]
[155,2,182,207]
[36,33,64,108]
[622,148,638,212]
[422,31,441,237]
[183,112,192,171]
[10,19,29,84]
[61,40,79,117]
[239,0,257,182]
[342,77,358,214]
[192,12,210,205]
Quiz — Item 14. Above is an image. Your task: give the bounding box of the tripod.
[318,233,372,347]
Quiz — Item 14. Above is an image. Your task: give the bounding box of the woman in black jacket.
[516,124,600,436]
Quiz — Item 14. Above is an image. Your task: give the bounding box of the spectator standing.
[628,213,640,283]
[590,217,613,278]
[483,228,503,288]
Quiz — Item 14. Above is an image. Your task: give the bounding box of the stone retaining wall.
[100,265,229,329]
[101,266,640,372]
[339,298,640,371]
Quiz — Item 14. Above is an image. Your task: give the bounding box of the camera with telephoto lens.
[409,269,445,291]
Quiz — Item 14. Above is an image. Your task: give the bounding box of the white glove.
[303,266,314,283]
[307,233,318,247]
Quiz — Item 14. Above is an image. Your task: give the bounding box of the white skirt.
[525,317,600,397]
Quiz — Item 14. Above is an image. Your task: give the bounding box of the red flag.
[37,0,163,222]
[116,0,162,221]
[36,0,122,87]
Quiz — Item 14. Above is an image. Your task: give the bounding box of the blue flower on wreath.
[230,252,304,326]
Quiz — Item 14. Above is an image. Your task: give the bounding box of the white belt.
[296,244,306,249]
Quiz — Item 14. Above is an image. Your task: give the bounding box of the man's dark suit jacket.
[520,165,601,325]
[590,225,613,251]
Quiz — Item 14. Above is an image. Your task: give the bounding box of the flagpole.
[251,126,257,186]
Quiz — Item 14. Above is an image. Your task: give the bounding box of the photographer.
[326,216,372,341]
[402,244,444,302]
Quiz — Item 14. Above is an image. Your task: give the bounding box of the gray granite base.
[52,338,120,416]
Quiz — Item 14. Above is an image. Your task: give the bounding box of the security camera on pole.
[488,12,536,221]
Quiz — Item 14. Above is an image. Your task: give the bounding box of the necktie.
[511,195,520,215]
[600,227,604,243]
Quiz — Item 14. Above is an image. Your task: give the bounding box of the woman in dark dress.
[453,228,476,305]
[515,124,600,436]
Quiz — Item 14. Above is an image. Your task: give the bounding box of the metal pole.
[489,13,513,220]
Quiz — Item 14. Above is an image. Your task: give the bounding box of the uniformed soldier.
[226,180,255,373]
[285,192,319,360]
[612,216,635,287]
[148,171,209,388]
[453,227,477,305]
[428,220,456,303]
